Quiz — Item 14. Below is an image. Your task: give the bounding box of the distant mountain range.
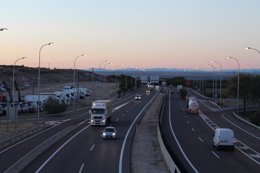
[88,67,260,80]
[89,67,260,73]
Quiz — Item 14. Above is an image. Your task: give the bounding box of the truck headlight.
[103,132,106,136]
[102,119,106,123]
[112,133,116,136]
[91,119,94,123]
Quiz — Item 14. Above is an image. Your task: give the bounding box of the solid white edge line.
[35,124,91,173]
[168,90,199,173]
[118,91,158,173]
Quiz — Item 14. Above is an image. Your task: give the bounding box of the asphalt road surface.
[161,87,259,173]
[19,90,158,173]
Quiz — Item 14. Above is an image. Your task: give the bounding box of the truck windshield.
[91,108,105,115]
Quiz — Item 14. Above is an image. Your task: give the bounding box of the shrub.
[249,111,260,126]
[43,97,68,114]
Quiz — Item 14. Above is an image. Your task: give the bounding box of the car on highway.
[213,128,234,150]
[135,94,141,100]
[102,126,117,139]
[146,90,150,95]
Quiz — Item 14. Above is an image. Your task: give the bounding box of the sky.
[0,0,260,70]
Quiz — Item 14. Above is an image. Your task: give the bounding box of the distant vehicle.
[146,90,150,95]
[179,88,187,99]
[135,94,141,100]
[54,91,70,104]
[0,103,7,115]
[177,85,183,92]
[20,102,29,113]
[24,94,58,112]
[155,85,160,90]
[79,87,92,96]
[10,103,22,114]
[63,86,76,100]
[213,128,234,150]
[102,126,117,139]
[162,81,166,87]
[78,87,92,99]
[187,98,199,114]
[89,100,112,126]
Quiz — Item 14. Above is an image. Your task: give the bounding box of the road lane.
[162,88,259,173]
[22,90,158,173]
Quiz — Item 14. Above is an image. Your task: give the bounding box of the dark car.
[135,94,141,100]
[102,127,117,139]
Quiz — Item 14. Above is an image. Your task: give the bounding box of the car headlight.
[103,132,106,136]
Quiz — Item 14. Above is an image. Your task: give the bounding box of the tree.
[43,97,68,114]
[225,73,260,114]
[117,74,136,96]
[166,77,186,87]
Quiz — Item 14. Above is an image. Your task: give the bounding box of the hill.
[0,65,98,92]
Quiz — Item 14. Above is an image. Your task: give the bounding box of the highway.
[161,87,260,173]
[1,86,259,173]
[0,89,158,173]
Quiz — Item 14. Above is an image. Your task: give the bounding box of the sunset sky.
[1,0,260,70]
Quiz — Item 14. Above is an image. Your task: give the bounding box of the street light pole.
[0,28,8,31]
[99,59,108,82]
[227,56,240,114]
[246,47,260,55]
[103,61,112,83]
[212,60,223,107]
[38,42,53,124]
[73,54,85,107]
[13,57,27,104]
[196,67,204,94]
[13,57,26,132]
[206,64,216,101]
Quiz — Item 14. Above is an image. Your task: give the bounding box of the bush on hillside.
[43,97,68,114]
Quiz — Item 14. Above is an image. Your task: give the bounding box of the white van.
[213,128,234,150]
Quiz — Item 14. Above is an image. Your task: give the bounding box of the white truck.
[177,85,183,92]
[213,128,234,150]
[89,100,112,126]
[187,97,199,114]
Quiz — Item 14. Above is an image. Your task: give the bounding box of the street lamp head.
[22,57,27,60]
[245,47,251,50]
[48,42,53,45]
[0,28,8,31]
[227,56,232,59]
[211,60,215,63]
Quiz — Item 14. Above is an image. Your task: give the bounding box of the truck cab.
[89,100,112,126]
